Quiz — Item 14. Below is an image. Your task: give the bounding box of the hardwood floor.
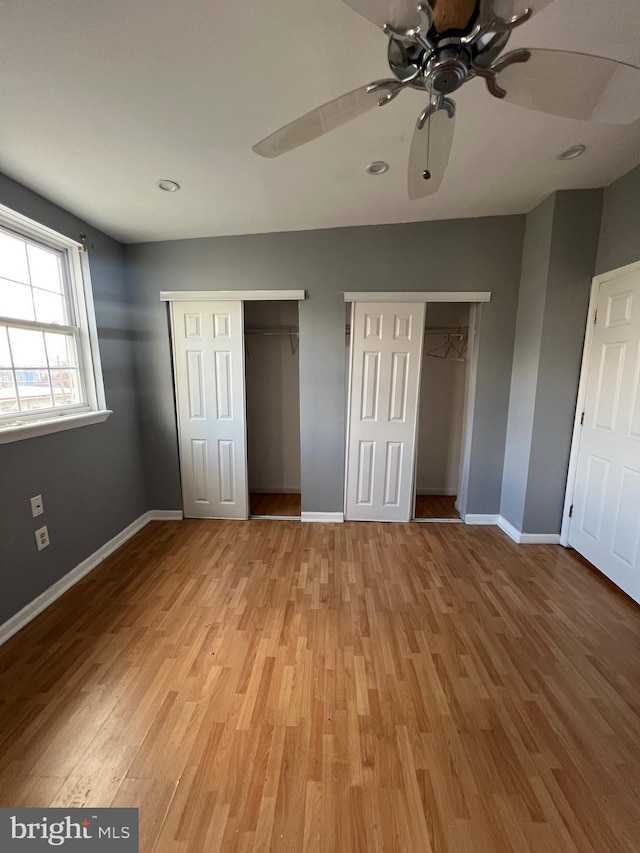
[414,494,459,519]
[250,492,301,517]
[1,520,639,852]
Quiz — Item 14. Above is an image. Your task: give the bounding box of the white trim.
[560,278,599,546]
[0,510,181,647]
[0,410,112,444]
[301,512,344,523]
[76,248,107,412]
[593,258,640,283]
[520,533,561,544]
[464,514,499,525]
[0,202,83,250]
[0,204,107,428]
[160,290,305,302]
[148,510,184,520]
[497,516,522,542]
[497,516,559,544]
[559,261,640,547]
[250,515,301,521]
[412,518,463,523]
[343,291,491,303]
[456,303,479,520]
[463,513,561,543]
[343,301,355,519]
[416,487,458,495]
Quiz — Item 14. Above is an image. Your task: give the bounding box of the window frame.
[0,203,111,443]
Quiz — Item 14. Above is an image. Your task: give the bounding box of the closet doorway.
[414,303,470,522]
[245,301,301,519]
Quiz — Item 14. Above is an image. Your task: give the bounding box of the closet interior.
[414,302,470,520]
[244,300,301,518]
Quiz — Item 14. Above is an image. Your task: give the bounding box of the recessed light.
[366,161,390,175]
[556,145,586,161]
[157,179,181,192]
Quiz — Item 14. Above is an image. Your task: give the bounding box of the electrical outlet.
[35,525,50,551]
[30,494,44,517]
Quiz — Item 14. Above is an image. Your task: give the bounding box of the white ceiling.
[2,0,640,243]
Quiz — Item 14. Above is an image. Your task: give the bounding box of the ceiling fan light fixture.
[366,160,390,175]
[556,145,586,161]
[157,179,181,192]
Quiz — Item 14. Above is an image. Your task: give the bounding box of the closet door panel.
[345,301,425,521]
[172,300,248,519]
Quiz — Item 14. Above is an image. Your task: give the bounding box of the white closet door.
[171,300,248,519]
[568,267,640,602]
[345,301,425,521]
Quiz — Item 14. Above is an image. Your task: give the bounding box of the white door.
[345,301,425,521]
[568,267,640,602]
[171,300,248,519]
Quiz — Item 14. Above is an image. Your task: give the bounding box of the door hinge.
[580,411,584,425]
[594,309,598,324]
[569,504,573,518]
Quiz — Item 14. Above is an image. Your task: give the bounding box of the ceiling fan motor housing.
[426,46,472,93]
[388,31,487,94]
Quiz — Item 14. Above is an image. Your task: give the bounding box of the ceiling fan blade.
[408,106,456,200]
[344,0,481,33]
[496,49,640,125]
[253,84,402,158]
[342,0,426,33]
[489,0,557,20]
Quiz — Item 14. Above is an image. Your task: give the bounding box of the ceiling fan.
[252,0,640,199]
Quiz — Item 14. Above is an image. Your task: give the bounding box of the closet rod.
[345,325,468,337]
[245,326,299,336]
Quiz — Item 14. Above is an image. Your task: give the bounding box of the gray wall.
[596,163,640,275]
[501,189,602,534]
[500,197,555,530]
[524,190,603,533]
[126,216,525,515]
[0,173,148,625]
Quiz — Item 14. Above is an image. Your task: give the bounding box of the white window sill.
[0,410,113,444]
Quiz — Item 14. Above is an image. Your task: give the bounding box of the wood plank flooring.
[1,520,639,852]
[414,494,459,519]
[250,493,301,517]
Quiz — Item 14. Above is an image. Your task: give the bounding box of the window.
[0,205,110,442]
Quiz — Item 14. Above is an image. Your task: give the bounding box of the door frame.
[343,291,489,523]
[161,290,305,302]
[162,289,306,519]
[560,260,640,546]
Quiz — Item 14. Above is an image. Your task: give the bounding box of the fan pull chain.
[423,97,434,181]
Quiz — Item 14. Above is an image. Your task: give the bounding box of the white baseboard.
[301,512,344,523]
[497,516,559,544]
[497,516,521,542]
[0,510,182,647]
[464,514,499,525]
[416,488,458,496]
[412,518,464,524]
[148,510,184,520]
[519,532,561,544]
[250,515,301,521]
